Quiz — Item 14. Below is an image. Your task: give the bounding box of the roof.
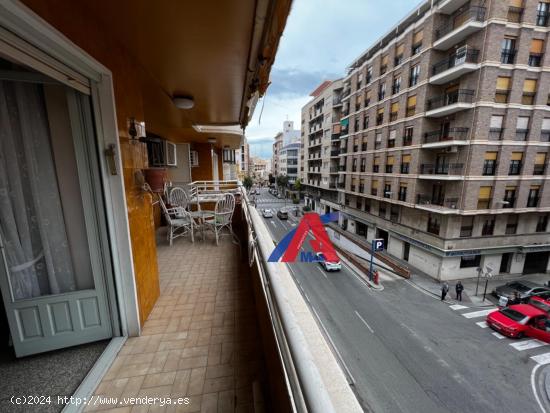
[309,80,333,97]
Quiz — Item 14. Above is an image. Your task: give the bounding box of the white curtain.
[0,80,76,300]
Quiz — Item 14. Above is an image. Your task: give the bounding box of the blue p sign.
[373,238,384,252]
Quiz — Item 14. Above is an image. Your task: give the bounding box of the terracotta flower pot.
[144,168,167,193]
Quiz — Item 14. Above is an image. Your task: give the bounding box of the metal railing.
[508,6,524,23]
[432,49,479,76]
[416,195,459,209]
[500,50,516,64]
[424,127,469,143]
[435,6,486,40]
[426,89,474,111]
[420,163,464,175]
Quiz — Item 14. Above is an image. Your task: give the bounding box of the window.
[365,89,372,106]
[460,255,481,268]
[406,95,417,117]
[482,217,495,235]
[403,126,413,146]
[509,152,523,175]
[503,186,517,208]
[508,0,524,23]
[542,118,550,141]
[359,179,365,193]
[390,102,399,121]
[360,158,366,172]
[477,186,492,209]
[355,94,363,111]
[522,79,537,105]
[537,2,550,26]
[427,215,440,235]
[384,183,392,198]
[536,214,549,232]
[386,155,394,173]
[366,66,373,84]
[460,217,474,237]
[378,82,386,101]
[375,132,382,149]
[388,129,396,148]
[376,108,384,125]
[371,180,378,196]
[378,203,387,218]
[506,215,518,234]
[351,177,357,192]
[395,44,404,66]
[398,183,408,201]
[490,115,504,139]
[534,152,547,175]
[361,138,367,151]
[409,65,420,87]
[516,116,530,140]
[412,30,423,55]
[380,55,389,74]
[392,75,402,94]
[527,185,541,207]
[363,114,369,130]
[401,154,411,174]
[501,37,517,64]
[496,77,511,103]
[353,137,359,152]
[483,152,498,175]
[373,156,380,172]
[357,72,364,89]
[529,39,545,67]
[352,158,357,172]
[390,206,399,222]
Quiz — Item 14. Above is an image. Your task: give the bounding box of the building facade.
[273,120,300,177]
[333,0,550,280]
[237,141,250,179]
[279,142,301,184]
[301,79,344,211]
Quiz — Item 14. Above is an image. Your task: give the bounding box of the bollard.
[373,270,379,285]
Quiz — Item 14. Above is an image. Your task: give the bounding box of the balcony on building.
[507,6,524,23]
[331,149,340,157]
[422,127,469,148]
[429,47,479,85]
[436,0,470,15]
[416,194,460,214]
[419,163,464,180]
[309,138,322,148]
[433,6,486,50]
[425,89,474,118]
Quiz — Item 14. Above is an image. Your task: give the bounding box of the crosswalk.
[450,304,550,365]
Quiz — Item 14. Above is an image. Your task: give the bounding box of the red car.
[486,304,550,341]
[528,296,550,314]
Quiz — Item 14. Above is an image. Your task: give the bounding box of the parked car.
[492,281,550,302]
[486,304,550,341]
[262,209,273,218]
[316,252,342,272]
[528,296,550,314]
[277,209,288,220]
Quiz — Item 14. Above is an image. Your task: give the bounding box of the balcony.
[419,163,464,179]
[430,49,479,84]
[425,89,474,118]
[433,6,486,50]
[338,165,346,171]
[331,150,340,157]
[436,0,470,15]
[422,127,469,148]
[330,166,340,173]
[416,194,460,214]
[309,139,322,148]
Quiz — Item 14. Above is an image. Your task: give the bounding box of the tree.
[268,174,275,185]
[243,176,253,191]
[276,175,289,191]
[293,178,302,198]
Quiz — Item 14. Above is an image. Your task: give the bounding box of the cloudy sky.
[246,0,421,158]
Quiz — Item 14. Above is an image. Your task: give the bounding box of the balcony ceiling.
[86,0,292,147]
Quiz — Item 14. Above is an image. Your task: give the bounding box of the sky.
[246,0,422,159]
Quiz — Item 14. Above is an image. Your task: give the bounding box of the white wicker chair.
[202,193,236,245]
[158,194,194,245]
[169,186,190,210]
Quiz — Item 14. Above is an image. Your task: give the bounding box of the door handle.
[105,144,118,176]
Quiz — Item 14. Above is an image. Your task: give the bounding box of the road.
[254,187,545,413]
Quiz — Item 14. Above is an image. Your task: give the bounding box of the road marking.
[461,308,497,319]
[355,310,374,333]
[316,267,328,279]
[476,321,489,329]
[531,363,546,413]
[510,339,549,351]
[270,220,276,228]
[531,352,550,365]
[492,332,506,339]
[449,304,469,311]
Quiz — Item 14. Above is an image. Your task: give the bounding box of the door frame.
[0,2,141,338]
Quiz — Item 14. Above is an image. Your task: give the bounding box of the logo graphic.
[268,212,340,263]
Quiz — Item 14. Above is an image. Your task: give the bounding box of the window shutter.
[484,152,498,160]
[366,90,372,100]
[382,55,389,65]
[535,153,547,164]
[389,129,397,140]
[531,185,541,191]
[402,154,411,163]
[530,39,544,53]
[413,30,423,44]
[396,44,405,55]
[478,186,492,199]
[516,116,530,129]
[496,77,511,90]
[511,152,524,161]
[407,95,417,107]
[378,107,384,115]
[490,115,504,128]
[510,0,523,6]
[505,186,517,192]
[543,118,550,130]
[400,182,408,188]
[391,102,399,113]
[372,180,379,189]
[387,155,395,165]
[523,79,537,93]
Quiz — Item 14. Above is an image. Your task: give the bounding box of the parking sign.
[373,238,384,252]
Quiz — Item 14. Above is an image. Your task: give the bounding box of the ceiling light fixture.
[173,96,195,109]
[208,138,217,144]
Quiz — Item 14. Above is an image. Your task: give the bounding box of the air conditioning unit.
[190,150,199,167]
[164,141,177,166]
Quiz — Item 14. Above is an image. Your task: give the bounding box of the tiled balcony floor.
[87,232,265,412]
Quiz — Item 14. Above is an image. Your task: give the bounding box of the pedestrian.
[441,282,449,301]
[455,281,464,301]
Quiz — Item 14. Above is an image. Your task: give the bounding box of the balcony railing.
[537,11,550,27]
[338,165,346,171]
[330,166,340,173]
[515,129,529,141]
[489,128,504,140]
[424,127,469,143]
[500,50,516,64]
[534,164,546,175]
[416,194,459,209]
[434,6,486,40]
[432,49,479,76]
[331,150,340,157]
[426,89,474,111]
[420,163,464,175]
[507,6,524,23]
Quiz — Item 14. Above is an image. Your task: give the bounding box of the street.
[255,187,546,413]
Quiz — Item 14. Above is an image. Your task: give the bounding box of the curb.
[338,254,384,291]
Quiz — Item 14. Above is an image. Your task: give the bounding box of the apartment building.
[335,0,550,280]
[237,141,250,179]
[279,142,301,184]
[301,79,344,211]
[272,131,283,176]
[272,120,300,177]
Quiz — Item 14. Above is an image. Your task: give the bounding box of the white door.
[0,77,112,357]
